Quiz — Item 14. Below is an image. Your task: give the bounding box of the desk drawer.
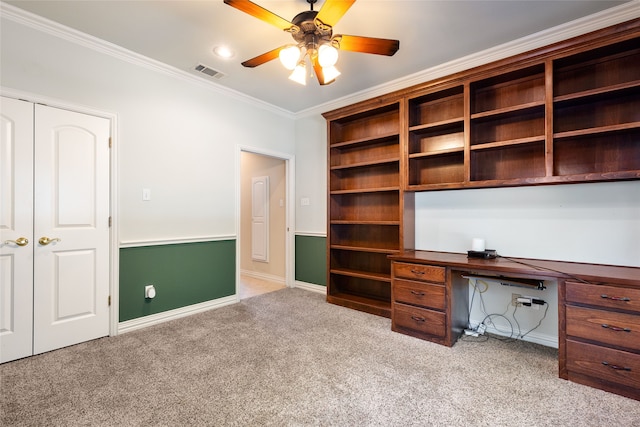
[393,263,445,283]
[566,306,640,351]
[567,340,640,390]
[393,279,445,310]
[566,282,640,313]
[392,302,446,338]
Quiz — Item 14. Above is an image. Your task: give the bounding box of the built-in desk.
[388,250,640,401]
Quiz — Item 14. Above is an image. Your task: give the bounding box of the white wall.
[415,181,640,267]
[416,180,640,346]
[0,16,296,243]
[294,114,327,235]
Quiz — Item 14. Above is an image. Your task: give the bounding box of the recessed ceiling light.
[213,46,235,59]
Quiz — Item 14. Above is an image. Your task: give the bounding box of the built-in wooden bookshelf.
[325,101,413,317]
[323,18,639,317]
[402,19,640,191]
[407,85,466,187]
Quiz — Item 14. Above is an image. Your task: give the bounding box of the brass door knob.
[4,237,29,246]
[39,236,61,245]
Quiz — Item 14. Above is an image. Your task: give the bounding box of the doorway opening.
[237,148,294,300]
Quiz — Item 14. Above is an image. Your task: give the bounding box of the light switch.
[142,188,151,201]
[301,197,310,206]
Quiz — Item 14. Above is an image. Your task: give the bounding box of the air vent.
[194,64,225,79]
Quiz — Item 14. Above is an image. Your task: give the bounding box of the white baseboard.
[118,295,238,334]
[240,269,286,285]
[294,280,326,295]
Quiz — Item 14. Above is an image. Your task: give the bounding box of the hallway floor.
[239,274,286,299]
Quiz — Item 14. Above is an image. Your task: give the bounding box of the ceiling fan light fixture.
[322,65,341,83]
[279,45,301,70]
[318,43,339,67]
[289,61,307,85]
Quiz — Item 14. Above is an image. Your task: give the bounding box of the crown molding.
[296,1,640,119]
[0,2,295,120]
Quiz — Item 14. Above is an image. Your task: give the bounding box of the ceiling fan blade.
[312,56,334,86]
[224,0,296,31]
[334,34,400,56]
[315,0,356,27]
[241,46,284,68]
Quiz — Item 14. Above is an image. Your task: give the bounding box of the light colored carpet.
[1,288,638,426]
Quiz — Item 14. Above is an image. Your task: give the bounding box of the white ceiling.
[4,0,632,113]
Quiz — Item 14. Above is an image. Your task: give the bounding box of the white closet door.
[251,176,269,262]
[0,97,34,363]
[32,104,110,355]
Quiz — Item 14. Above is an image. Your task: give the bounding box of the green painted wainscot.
[295,235,326,286]
[119,240,236,321]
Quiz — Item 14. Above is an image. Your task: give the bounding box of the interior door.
[251,176,269,262]
[0,97,35,363]
[32,104,111,355]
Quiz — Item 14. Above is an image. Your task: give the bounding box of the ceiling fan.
[223,0,400,85]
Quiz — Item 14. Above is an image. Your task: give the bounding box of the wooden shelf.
[326,292,391,318]
[330,268,391,282]
[330,187,400,195]
[330,220,400,226]
[330,158,400,170]
[470,101,545,120]
[553,80,640,103]
[330,131,399,149]
[554,122,640,140]
[329,245,398,254]
[408,117,464,132]
[470,135,545,151]
[409,147,464,158]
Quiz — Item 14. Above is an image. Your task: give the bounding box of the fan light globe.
[279,45,301,70]
[322,65,341,83]
[289,62,307,85]
[318,44,339,68]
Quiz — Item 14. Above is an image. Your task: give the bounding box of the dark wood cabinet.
[391,261,467,346]
[563,281,640,400]
[389,251,640,400]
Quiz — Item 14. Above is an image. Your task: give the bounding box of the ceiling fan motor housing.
[291,10,333,57]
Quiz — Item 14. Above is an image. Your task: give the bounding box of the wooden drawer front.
[567,340,640,390]
[393,303,446,338]
[394,279,445,310]
[566,282,640,313]
[393,262,446,283]
[566,306,640,351]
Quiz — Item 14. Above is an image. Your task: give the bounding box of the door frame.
[236,145,295,298]
[1,87,119,337]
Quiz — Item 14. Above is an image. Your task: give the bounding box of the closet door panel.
[33,105,110,355]
[0,97,34,363]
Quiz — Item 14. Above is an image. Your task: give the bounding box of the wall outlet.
[512,293,522,306]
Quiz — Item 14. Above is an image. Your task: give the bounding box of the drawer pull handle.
[602,361,632,371]
[411,315,426,322]
[410,269,425,276]
[601,324,631,333]
[600,294,631,302]
[410,290,425,296]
